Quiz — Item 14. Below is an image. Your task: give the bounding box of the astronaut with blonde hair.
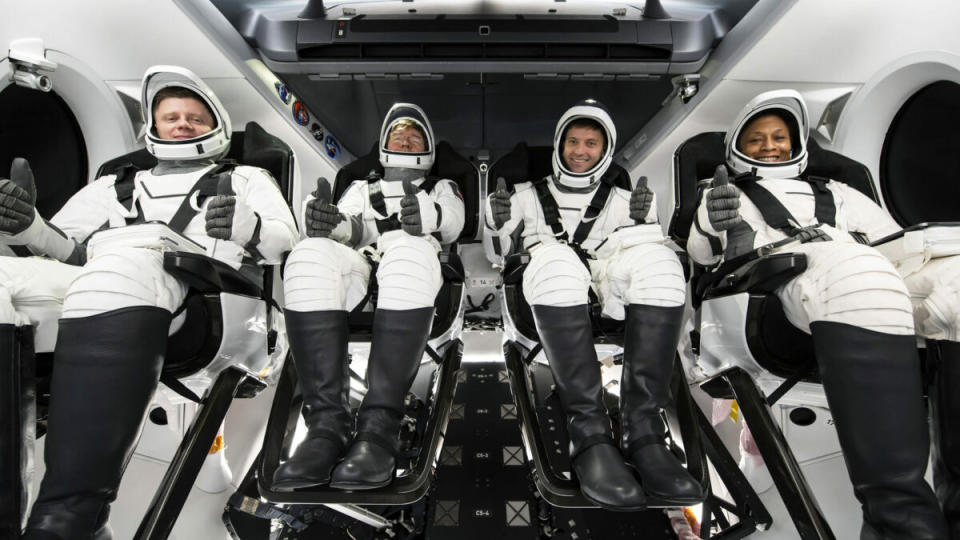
[273,103,465,491]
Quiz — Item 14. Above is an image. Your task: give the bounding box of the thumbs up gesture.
[304,177,346,239]
[0,158,38,235]
[705,165,742,231]
[490,177,512,230]
[399,179,422,236]
[629,175,654,222]
[205,174,260,245]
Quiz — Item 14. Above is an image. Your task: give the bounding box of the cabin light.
[11,67,52,92]
[672,73,701,104]
[8,38,57,93]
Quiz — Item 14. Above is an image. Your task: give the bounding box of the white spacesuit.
[17,66,297,540]
[273,103,465,491]
[687,89,954,539]
[484,100,702,510]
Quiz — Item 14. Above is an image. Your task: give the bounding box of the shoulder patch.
[437,178,463,200]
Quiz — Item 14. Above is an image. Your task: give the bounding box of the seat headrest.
[332,140,479,241]
[669,131,877,248]
[234,122,293,196]
[488,142,632,191]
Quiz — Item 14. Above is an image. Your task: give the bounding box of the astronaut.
[687,89,954,538]
[485,100,703,510]
[8,66,298,540]
[272,103,464,491]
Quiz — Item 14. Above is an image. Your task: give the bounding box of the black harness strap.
[111,163,145,228]
[113,162,237,234]
[736,176,836,237]
[571,176,615,245]
[531,175,615,246]
[166,163,237,234]
[531,177,566,240]
[369,175,442,234]
[807,175,837,227]
[368,179,389,216]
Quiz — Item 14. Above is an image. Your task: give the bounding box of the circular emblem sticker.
[310,122,325,142]
[292,100,309,126]
[274,82,292,105]
[324,135,341,158]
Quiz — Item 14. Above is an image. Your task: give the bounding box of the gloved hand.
[205,175,260,246]
[0,158,37,236]
[304,177,346,240]
[490,177,512,230]
[629,175,653,222]
[706,165,742,231]
[399,179,438,236]
[794,225,830,243]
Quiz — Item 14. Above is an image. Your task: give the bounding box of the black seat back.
[671,132,877,379]
[94,122,295,379]
[333,141,479,241]
[669,132,878,249]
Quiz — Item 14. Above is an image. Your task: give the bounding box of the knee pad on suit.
[523,243,591,307]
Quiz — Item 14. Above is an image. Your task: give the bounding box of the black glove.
[304,177,344,239]
[490,177,512,230]
[706,165,742,231]
[400,179,423,236]
[205,175,259,245]
[629,175,654,222]
[0,158,37,235]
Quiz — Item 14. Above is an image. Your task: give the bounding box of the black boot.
[621,305,704,504]
[1,324,33,539]
[330,307,434,490]
[23,307,170,540]
[811,321,947,540]
[531,304,646,511]
[272,310,351,490]
[932,340,960,539]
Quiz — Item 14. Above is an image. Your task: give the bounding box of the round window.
[880,80,960,225]
[0,85,87,217]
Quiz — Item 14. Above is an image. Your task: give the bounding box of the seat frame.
[256,140,477,508]
[673,131,885,540]
[488,143,770,535]
[2,122,297,540]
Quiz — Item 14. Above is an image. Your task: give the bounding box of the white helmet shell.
[141,65,232,161]
[552,99,616,190]
[379,103,435,171]
[726,89,809,179]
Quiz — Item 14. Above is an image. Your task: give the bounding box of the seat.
[1,122,296,539]
[487,143,719,513]
[670,132,882,538]
[256,140,476,507]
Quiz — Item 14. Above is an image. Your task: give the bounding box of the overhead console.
[227,0,757,76]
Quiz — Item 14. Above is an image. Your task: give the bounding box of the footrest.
[503,344,708,509]
[258,342,463,505]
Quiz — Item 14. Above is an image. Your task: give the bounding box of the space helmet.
[725,89,809,179]
[552,99,617,189]
[141,65,231,161]
[379,103,435,171]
